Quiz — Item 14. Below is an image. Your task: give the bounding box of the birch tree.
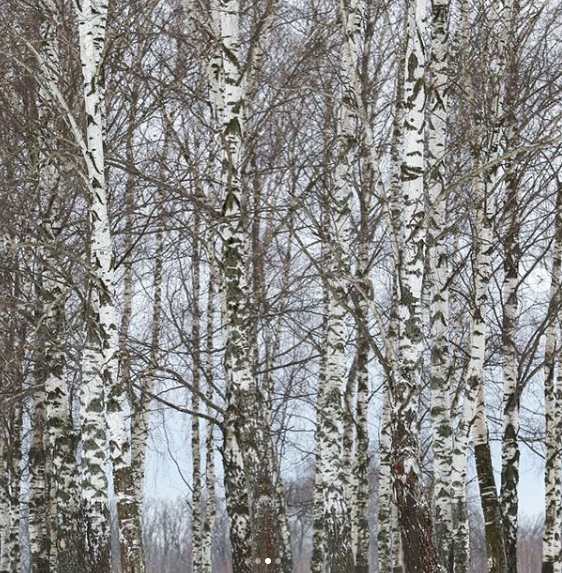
[74,0,114,569]
[542,182,562,573]
[391,0,442,570]
[426,0,454,567]
[208,1,290,570]
[499,10,521,568]
[313,2,366,571]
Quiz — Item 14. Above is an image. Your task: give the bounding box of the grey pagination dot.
[244,558,251,565]
[275,558,281,564]
[255,558,261,564]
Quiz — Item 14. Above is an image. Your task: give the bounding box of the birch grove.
[1,0,562,572]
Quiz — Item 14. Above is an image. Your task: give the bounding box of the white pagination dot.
[265,558,272,564]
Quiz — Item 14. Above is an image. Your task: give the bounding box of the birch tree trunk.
[0,438,9,573]
[42,221,82,573]
[7,400,22,573]
[191,205,203,573]
[29,326,51,573]
[427,0,453,568]
[74,1,113,569]
[311,273,328,573]
[314,2,363,571]
[392,1,441,570]
[351,242,370,573]
[499,7,520,571]
[29,5,64,570]
[0,416,22,573]
[29,290,50,573]
[378,389,394,573]
[469,2,513,570]
[214,2,289,571]
[449,6,476,572]
[473,382,507,573]
[202,240,218,573]
[450,169,487,573]
[542,183,562,573]
[499,122,521,573]
[450,2,512,570]
[112,136,145,573]
[0,239,23,573]
[344,5,371,570]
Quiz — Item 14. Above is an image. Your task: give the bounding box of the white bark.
[392,1,441,571]
[202,241,218,573]
[378,389,393,573]
[499,114,520,573]
[315,3,363,571]
[213,1,289,570]
[43,224,82,572]
[0,439,10,573]
[542,185,562,573]
[191,207,203,573]
[30,4,64,570]
[427,0,453,567]
[74,0,113,567]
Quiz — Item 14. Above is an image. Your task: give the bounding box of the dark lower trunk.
[474,440,507,573]
[393,466,441,573]
[501,422,519,573]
